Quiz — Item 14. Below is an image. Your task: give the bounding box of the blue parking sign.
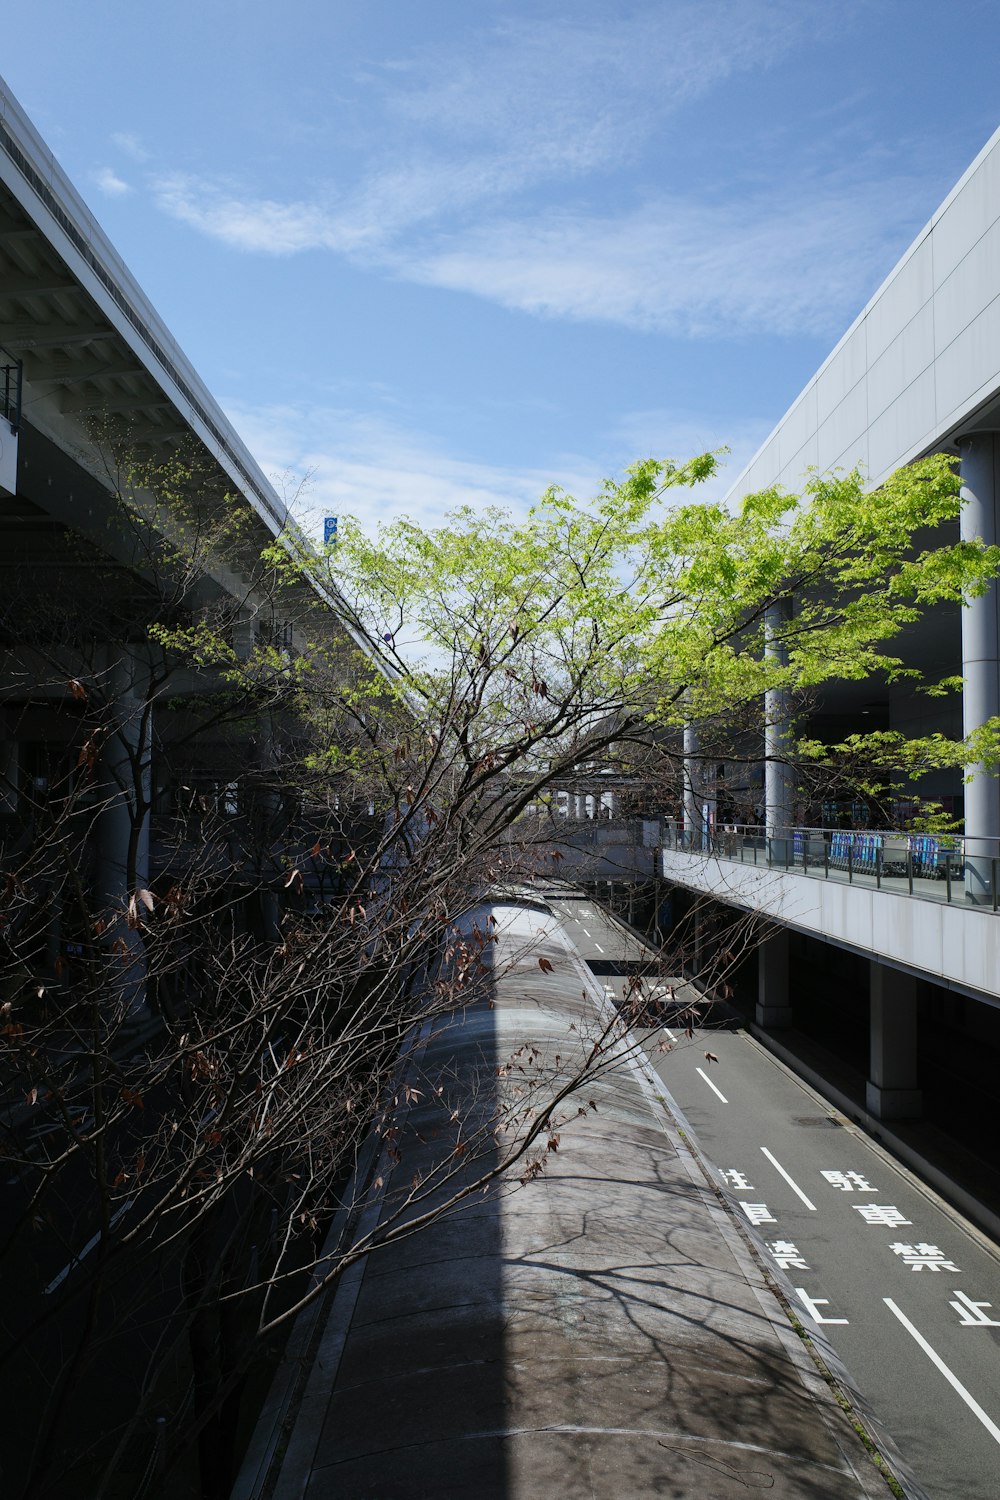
[324,516,338,546]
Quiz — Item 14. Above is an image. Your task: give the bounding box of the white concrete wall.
[661,847,1000,1004]
[728,125,1000,503]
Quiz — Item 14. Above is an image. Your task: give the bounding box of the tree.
[0,445,996,1498]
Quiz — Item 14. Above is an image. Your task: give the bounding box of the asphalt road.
[548,891,1000,1500]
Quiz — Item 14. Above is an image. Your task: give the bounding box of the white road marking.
[44,1198,135,1295]
[884,1298,1000,1445]
[951,1291,1000,1328]
[720,1169,755,1191]
[582,928,591,937]
[662,1027,676,1041]
[593,942,604,953]
[796,1289,848,1326]
[741,1202,776,1225]
[761,1147,817,1211]
[696,1066,728,1103]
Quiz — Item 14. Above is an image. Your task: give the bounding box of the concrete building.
[660,123,1000,1144]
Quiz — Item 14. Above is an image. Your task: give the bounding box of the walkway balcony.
[659,823,1000,1005]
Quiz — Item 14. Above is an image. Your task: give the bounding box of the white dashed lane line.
[696,1066,728,1103]
[884,1298,1000,1446]
[760,1147,817,1210]
[593,942,604,953]
[44,1198,135,1295]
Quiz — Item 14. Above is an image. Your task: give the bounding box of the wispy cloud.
[138,0,917,340]
[152,166,928,338]
[94,165,131,197]
[111,130,150,163]
[404,177,931,338]
[222,399,584,538]
[222,395,757,541]
[153,174,341,255]
[375,3,811,176]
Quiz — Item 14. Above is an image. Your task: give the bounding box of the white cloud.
[379,2,810,177]
[141,3,819,272]
[150,154,530,258]
[221,399,590,539]
[111,130,151,163]
[406,165,935,337]
[153,166,928,339]
[152,175,339,255]
[94,165,131,197]
[221,396,761,543]
[138,0,916,340]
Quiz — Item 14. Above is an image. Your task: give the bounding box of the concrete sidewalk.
[234,901,889,1499]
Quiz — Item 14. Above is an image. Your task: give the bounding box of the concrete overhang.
[662,845,1000,1010]
[0,73,395,678]
[0,76,287,535]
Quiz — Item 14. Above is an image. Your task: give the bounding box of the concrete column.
[44,881,62,979]
[765,596,794,867]
[97,657,151,1017]
[692,900,706,976]
[958,433,1000,904]
[0,735,18,818]
[867,962,922,1119]
[756,928,793,1028]
[683,721,700,850]
[232,606,256,662]
[252,719,282,947]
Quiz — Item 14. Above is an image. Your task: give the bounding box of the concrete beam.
[58,390,172,417]
[0,272,77,297]
[0,322,113,348]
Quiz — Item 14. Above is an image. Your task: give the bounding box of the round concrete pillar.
[959,433,1000,903]
[764,597,794,866]
[683,721,700,850]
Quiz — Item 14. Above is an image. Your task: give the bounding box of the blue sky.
[3,1,1000,534]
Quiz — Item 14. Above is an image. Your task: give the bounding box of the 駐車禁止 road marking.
[797,1288,848,1325]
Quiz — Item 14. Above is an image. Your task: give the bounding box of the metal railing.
[661,821,1000,910]
[1,344,21,432]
